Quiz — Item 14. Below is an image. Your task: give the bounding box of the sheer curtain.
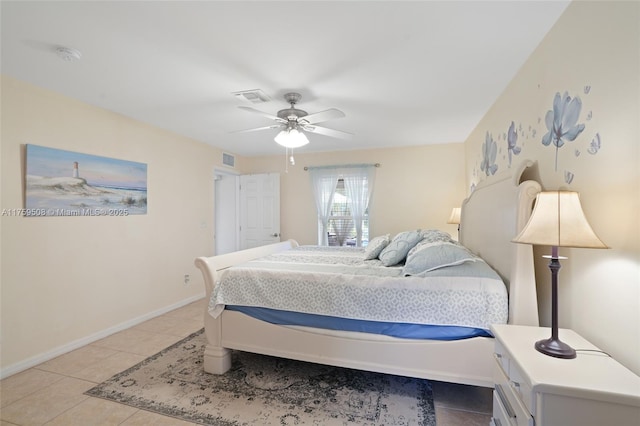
[342,165,376,247]
[331,217,353,247]
[309,169,339,246]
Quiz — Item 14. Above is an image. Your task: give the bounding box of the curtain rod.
[303,163,380,171]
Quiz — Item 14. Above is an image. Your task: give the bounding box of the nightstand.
[490,324,640,426]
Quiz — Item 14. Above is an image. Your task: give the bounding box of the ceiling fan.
[235,92,352,148]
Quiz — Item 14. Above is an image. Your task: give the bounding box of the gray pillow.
[378,229,423,266]
[363,234,391,260]
[403,242,478,276]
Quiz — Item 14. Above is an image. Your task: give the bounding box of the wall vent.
[222,152,235,168]
[232,89,270,104]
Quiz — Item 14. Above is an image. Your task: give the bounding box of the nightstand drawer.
[508,360,534,415]
[494,340,510,375]
[492,390,513,426]
[494,359,534,426]
[493,334,534,415]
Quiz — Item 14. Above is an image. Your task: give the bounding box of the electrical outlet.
[184,274,190,285]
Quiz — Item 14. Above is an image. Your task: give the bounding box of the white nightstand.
[490,324,640,426]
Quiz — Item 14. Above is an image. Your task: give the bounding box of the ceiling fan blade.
[238,106,286,123]
[299,108,345,124]
[302,124,353,140]
[231,124,282,134]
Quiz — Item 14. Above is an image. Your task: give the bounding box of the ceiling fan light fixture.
[236,91,351,147]
[274,128,309,148]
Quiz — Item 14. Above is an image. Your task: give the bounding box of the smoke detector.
[56,46,82,62]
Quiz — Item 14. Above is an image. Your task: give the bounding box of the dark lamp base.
[535,338,577,359]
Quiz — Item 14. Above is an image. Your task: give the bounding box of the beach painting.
[25,144,147,216]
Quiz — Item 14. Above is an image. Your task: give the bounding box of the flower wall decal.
[541,91,586,171]
[470,85,599,191]
[588,133,601,155]
[564,170,574,184]
[480,132,498,176]
[507,121,521,166]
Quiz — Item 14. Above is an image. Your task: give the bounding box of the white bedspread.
[208,246,508,331]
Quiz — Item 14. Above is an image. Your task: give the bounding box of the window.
[309,164,376,247]
[327,179,370,246]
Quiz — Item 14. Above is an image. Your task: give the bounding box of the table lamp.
[447,207,461,235]
[512,191,608,359]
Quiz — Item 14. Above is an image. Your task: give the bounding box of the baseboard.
[0,293,205,379]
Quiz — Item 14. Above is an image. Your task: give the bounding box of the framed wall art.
[25,144,147,216]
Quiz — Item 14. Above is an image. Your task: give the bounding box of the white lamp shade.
[512,191,608,248]
[447,207,461,224]
[274,128,309,148]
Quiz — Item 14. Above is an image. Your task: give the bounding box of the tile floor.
[1,299,493,425]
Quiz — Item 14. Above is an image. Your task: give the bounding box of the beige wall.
[464,1,639,374]
[245,144,466,245]
[0,76,241,375]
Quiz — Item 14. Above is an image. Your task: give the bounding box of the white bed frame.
[195,162,541,388]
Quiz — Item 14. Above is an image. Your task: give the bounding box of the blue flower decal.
[541,91,586,170]
[481,132,498,176]
[564,170,574,184]
[588,133,601,155]
[507,121,521,166]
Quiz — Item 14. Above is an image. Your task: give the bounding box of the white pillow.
[363,234,391,260]
[378,229,423,266]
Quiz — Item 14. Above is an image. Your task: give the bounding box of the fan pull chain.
[284,148,288,173]
[284,147,296,173]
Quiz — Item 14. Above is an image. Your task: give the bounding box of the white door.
[240,173,280,249]
[214,171,239,255]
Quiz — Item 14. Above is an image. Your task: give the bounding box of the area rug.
[86,329,436,425]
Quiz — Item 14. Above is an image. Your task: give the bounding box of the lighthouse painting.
[25,144,147,216]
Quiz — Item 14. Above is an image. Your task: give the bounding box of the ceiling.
[1,1,570,157]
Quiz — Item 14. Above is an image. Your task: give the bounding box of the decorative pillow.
[408,230,455,258]
[402,242,478,276]
[378,229,423,266]
[363,234,391,260]
[420,229,453,243]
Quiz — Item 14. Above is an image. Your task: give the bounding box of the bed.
[195,161,541,388]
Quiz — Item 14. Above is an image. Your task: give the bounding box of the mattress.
[208,245,508,339]
[225,305,493,340]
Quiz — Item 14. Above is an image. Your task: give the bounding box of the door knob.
[271,233,280,237]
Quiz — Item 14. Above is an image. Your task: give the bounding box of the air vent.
[222,152,235,168]
[232,89,270,104]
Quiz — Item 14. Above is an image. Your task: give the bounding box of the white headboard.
[460,161,541,326]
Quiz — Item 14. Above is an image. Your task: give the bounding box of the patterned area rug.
[86,329,436,425]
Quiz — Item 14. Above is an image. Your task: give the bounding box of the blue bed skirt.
[226,306,493,341]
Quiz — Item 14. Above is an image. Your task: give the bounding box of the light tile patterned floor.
[0,299,493,425]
